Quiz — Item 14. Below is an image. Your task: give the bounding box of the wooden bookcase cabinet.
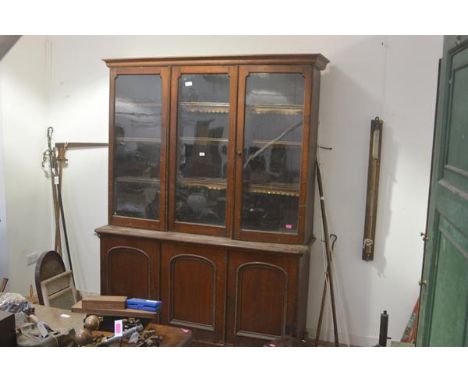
[97,54,328,346]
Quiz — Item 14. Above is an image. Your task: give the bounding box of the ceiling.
[0,36,21,61]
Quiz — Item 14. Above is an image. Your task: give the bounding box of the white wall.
[0,35,442,345]
[0,36,53,293]
[307,36,442,345]
[0,59,9,281]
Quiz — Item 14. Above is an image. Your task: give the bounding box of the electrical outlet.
[26,251,40,266]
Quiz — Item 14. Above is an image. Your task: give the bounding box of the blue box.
[126,298,162,313]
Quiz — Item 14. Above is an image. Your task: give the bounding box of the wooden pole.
[314,276,328,346]
[315,161,339,346]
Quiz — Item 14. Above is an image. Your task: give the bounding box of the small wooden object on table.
[81,295,127,310]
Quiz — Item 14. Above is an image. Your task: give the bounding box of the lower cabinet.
[100,235,160,300]
[99,231,310,346]
[226,250,303,346]
[160,243,227,345]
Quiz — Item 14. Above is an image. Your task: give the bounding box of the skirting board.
[307,326,378,347]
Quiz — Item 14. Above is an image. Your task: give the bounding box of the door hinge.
[420,232,429,242]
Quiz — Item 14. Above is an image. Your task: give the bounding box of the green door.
[417,36,468,346]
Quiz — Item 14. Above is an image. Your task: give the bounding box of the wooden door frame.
[167,65,238,237]
[108,66,171,231]
[160,242,227,345]
[233,65,313,244]
[100,234,160,300]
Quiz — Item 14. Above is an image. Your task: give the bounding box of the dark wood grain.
[161,243,227,345]
[100,235,160,300]
[226,250,301,346]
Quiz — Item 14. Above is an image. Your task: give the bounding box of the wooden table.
[34,304,85,332]
[33,304,192,347]
[93,322,192,347]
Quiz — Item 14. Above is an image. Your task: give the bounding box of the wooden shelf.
[115,176,160,185]
[116,137,161,144]
[250,139,301,147]
[116,98,161,108]
[115,176,297,196]
[96,225,312,255]
[179,102,303,115]
[248,183,299,197]
[179,138,300,146]
[178,177,226,190]
[180,137,228,144]
[179,101,229,113]
[246,104,303,115]
[115,111,160,116]
[177,177,298,196]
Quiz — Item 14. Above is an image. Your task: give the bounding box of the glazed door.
[100,235,160,300]
[109,67,170,230]
[226,250,300,346]
[234,65,313,244]
[161,243,227,345]
[417,36,468,346]
[168,66,238,237]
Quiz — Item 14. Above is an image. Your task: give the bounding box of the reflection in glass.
[113,75,162,220]
[175,74,230,226]
[241,73,305,233]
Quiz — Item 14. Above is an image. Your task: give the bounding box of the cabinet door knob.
[236,151,242,156]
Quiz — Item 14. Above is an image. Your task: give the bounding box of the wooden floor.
[190,337,344,347]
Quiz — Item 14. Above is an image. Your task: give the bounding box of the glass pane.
[175,74,230,226]
[241,73,304,233]
[113,74,162,220]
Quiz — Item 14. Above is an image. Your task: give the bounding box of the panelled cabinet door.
[161,243,227,345]
[417,37,468,346]
[226,250,299,346]
[234,66,314,244]
[100,236,160,300]
[168,66,238,237]
[109,67,170,230]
